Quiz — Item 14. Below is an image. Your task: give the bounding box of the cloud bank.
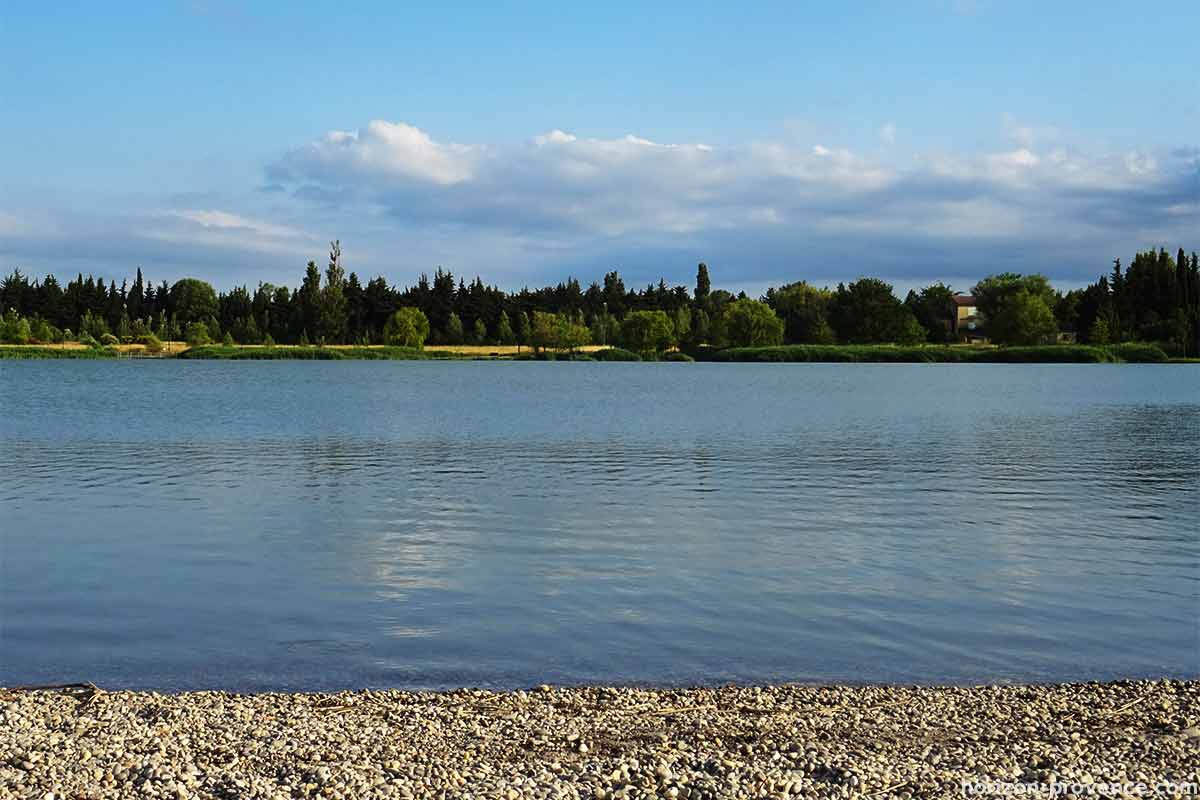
[2,119,1196,292]
[263,119,1198,287]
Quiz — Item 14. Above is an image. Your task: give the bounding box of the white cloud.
[273,120,479,187]
[169,209,311,243]
[256,120,1200,283]
[5,119,1195,293]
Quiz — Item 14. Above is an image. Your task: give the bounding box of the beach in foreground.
[3,681,1196,799]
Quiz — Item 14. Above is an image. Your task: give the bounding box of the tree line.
[2,241,1197,357]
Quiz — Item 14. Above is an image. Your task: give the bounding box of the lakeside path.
[2,681,1197,799]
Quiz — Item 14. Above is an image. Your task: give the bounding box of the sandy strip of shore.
[2,681,1197,799]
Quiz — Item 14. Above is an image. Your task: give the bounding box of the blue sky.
[2,0,1197,295]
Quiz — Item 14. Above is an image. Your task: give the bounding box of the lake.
[1,361,1197,691]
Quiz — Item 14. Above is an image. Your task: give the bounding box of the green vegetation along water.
[2,342,1183,362]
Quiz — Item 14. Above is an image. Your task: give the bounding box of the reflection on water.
[1,361,1197,691]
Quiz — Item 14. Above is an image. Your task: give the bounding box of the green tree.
[319,240,348,342]
[555,314,591,352]
[589,312,618,346]
[0,309,32,343]
[828,278,922,343]
[496,310,516,345]
[205,315,222,343]
[765,281,835,343]
[988,289,1058,345]
[690,308,711,346]
[185,320,212,346]
[620,310,676,356]
[472,317,488,345]
[1088,315,1110,345]
[516,312,532,349]
[383,307,431,349]
[971,273,1056,330]
[222,331,235,347]
[695,262,711,308]
[722,298,784,347]
[671,307,691,344]
[903,283,955,343]
[80,310,109,340]
[30,317,55,343]
[169,278,219,325]
[444,312,465,344]
[529,310,559,353]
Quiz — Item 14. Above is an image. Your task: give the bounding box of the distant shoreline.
[2,341,1196,363]
[3,679,1196,799]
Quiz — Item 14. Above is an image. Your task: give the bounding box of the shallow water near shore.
[1,361,1197,691]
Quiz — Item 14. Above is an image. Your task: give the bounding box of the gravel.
[2,680,1196,798]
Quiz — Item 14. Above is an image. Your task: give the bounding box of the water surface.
[1,361,1197,690]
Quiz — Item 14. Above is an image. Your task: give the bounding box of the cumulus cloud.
[270,121,480,187]
[4,118,1196,293]
[265,119,1196,270]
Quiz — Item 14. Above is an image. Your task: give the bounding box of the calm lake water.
[1,361,1197,691]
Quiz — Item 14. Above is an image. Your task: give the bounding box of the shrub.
[662,351,695,362]
[177,345,442,361]
[185,321,212,346]
[979,345,1113,363]
[0,310,32,344]
[1106,342,1168,363]
[142,334,163,354]
[712,344,1120,363]
[592,347,642,361]
[99,333,120,346]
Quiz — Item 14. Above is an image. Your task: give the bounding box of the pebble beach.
[2,680,1197,799]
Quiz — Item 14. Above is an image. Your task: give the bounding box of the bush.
[99,333,120,346]
[661,351,695,362]
[185,321,212,346]
[177,345,447,361]
[979,345,1114,363]
[141,334,163,354]
[712,344,1120,363]
[592,347,642,361]
[1106,342,1168,363]
[1,310,33,344]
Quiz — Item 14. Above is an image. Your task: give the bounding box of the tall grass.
[709,344,1171,363]
[591,347,643,361]
[177,345,455,360]
[0,345,118,359]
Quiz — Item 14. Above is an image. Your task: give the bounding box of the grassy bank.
[176,345,463,360]
[4,341,1183,363]
[709,343,1171,363]
[0,345,119,359]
